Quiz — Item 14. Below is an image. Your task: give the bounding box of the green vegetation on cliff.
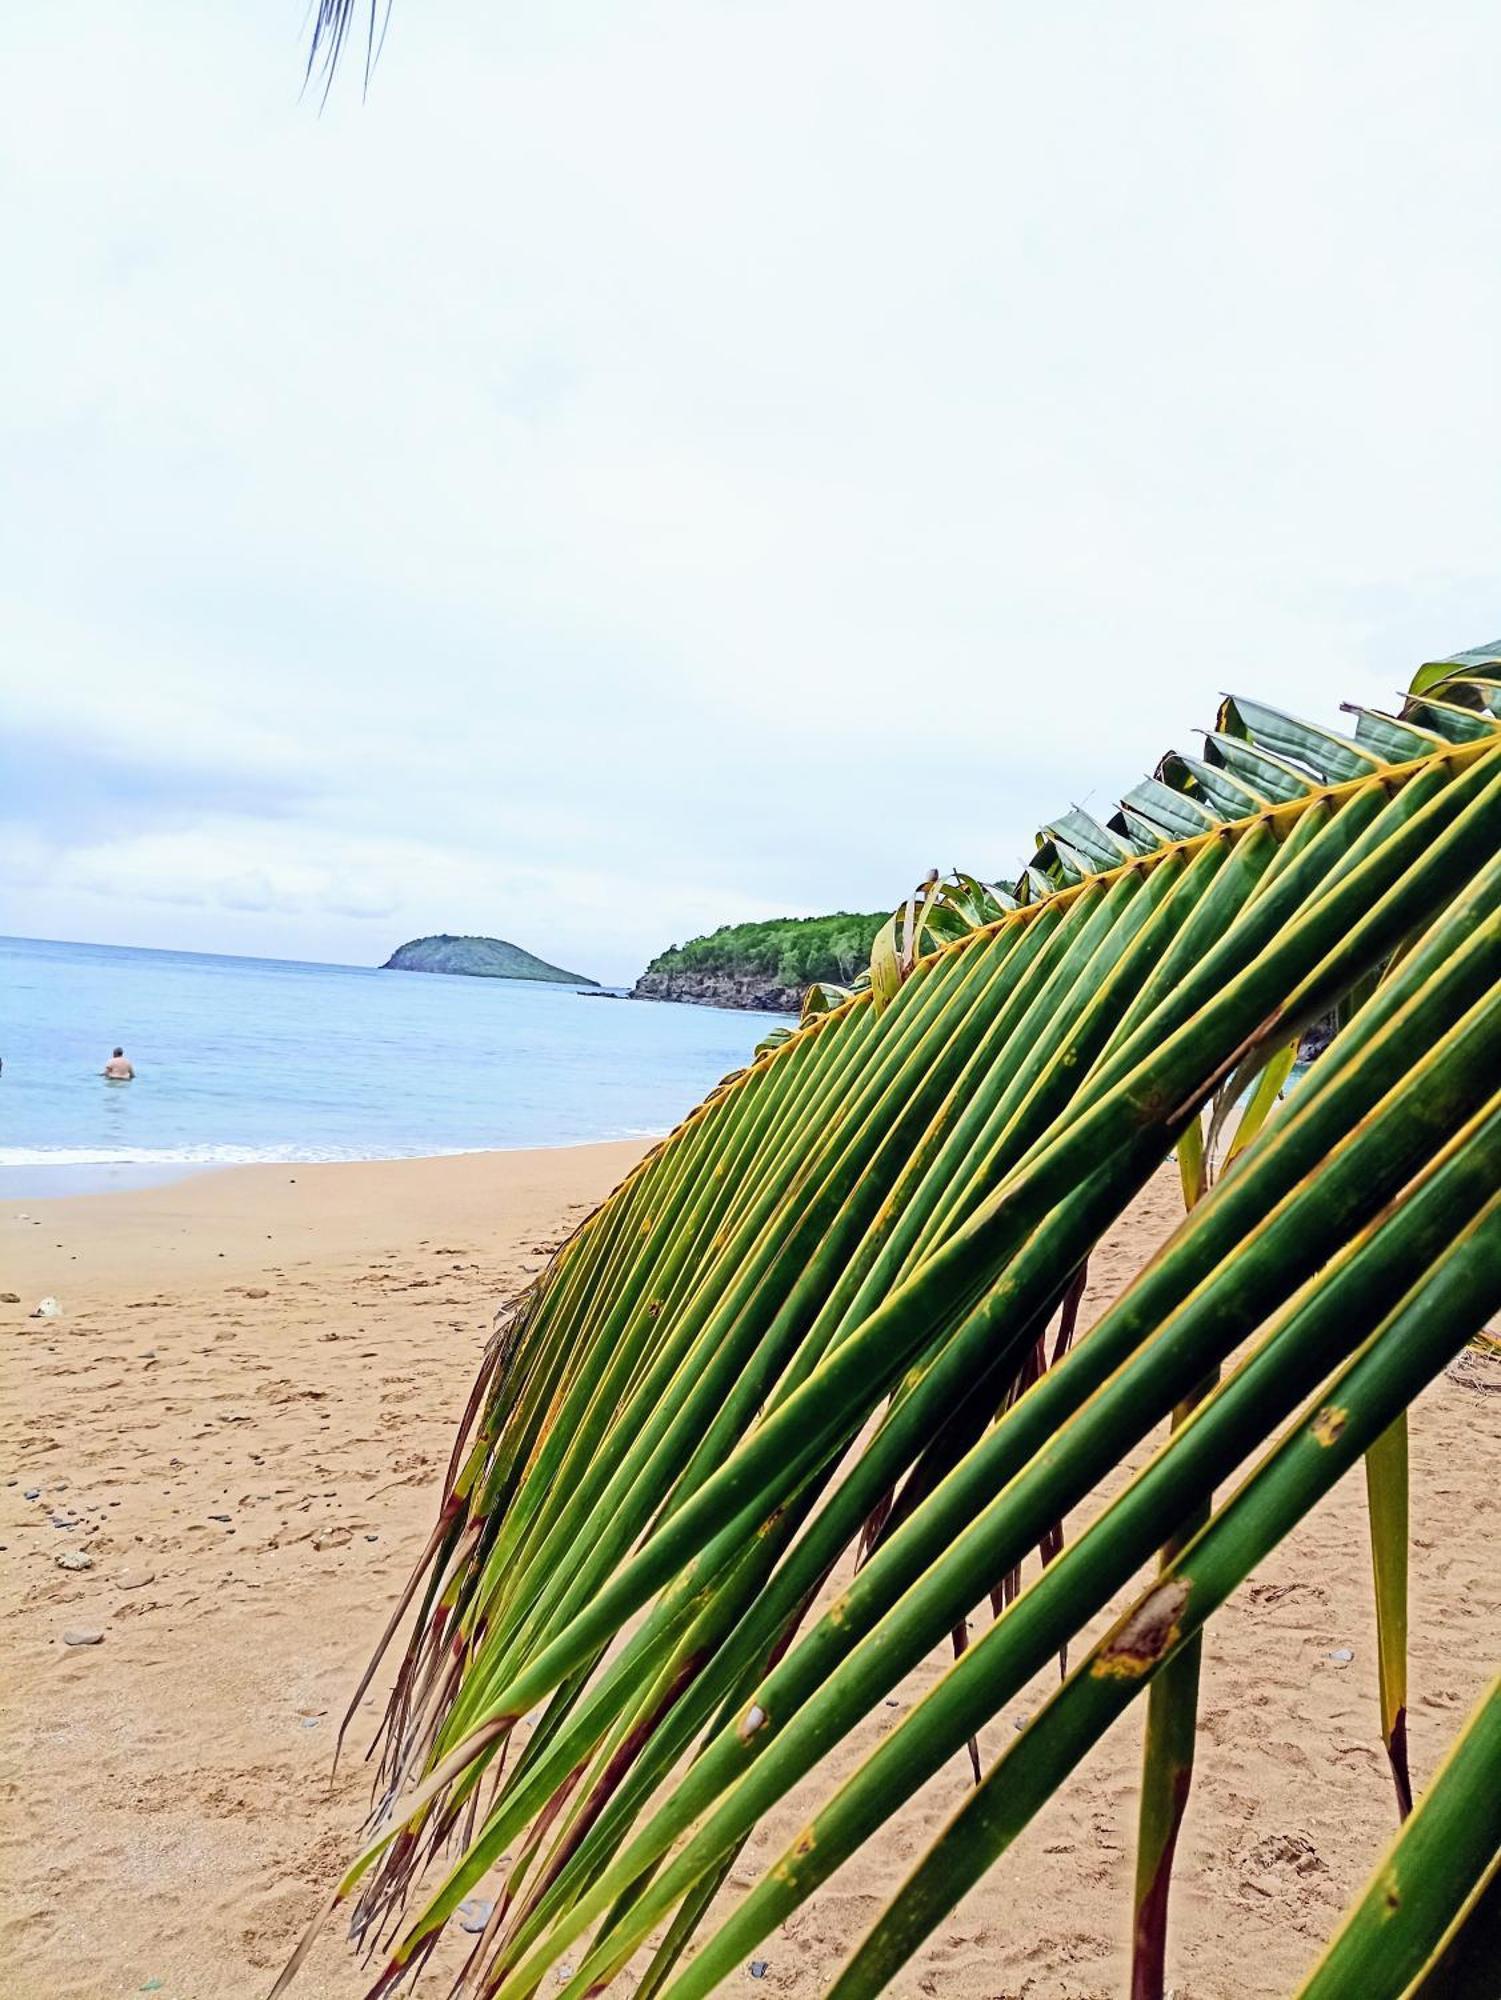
[644,911,888,992]
[382,934,598,985]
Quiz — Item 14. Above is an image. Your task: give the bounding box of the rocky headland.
[629,968,800,1012]
[629,910,887,1013]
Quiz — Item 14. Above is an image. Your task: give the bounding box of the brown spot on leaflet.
[1092,1577,1192,1679]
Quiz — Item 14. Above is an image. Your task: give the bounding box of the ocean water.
[0,936,784,1198]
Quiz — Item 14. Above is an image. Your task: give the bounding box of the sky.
[2,3,1498,986]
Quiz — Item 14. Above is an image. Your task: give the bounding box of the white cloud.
[1,2,1498,981]
[321,876,399,921]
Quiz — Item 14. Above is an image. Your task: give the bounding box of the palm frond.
[818,1177,1501,2000]
[280,652,1501,2000]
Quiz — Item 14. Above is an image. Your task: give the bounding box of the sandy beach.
[2,1146,1496,2000]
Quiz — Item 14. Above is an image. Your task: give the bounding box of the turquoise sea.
[0,936,783,1198]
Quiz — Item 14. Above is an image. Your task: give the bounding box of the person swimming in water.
[102,1047,134,1081]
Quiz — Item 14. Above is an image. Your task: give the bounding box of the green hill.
[632,911,887,1012]
[382,934,598,985]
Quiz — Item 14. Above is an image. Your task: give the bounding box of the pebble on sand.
[116,1566,157,1590]
[55,1550,94,1572]
[63,1628,105,1646]
[457,1898,494,1933]
[0,1291,20,1304]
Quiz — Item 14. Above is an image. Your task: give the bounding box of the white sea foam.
[0,1144,664,1168]
[0,1132,668,1170]
[0,1144,400,1168]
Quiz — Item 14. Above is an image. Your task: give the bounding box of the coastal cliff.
[631,968,801,1012]
[383,934,598,985]
[630,910,887,1013]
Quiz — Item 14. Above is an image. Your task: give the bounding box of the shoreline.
[0,1133,668,1206]
[0,1140,652,1303]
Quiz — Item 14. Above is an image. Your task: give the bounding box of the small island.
[382,934,599,986]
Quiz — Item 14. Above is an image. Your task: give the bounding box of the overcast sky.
[2,4,1497,984]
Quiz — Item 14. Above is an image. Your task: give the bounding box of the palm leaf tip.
[305,0,389,95]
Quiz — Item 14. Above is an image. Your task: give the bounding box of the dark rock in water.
[630,969,802,1013]
[382,935,598,986]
